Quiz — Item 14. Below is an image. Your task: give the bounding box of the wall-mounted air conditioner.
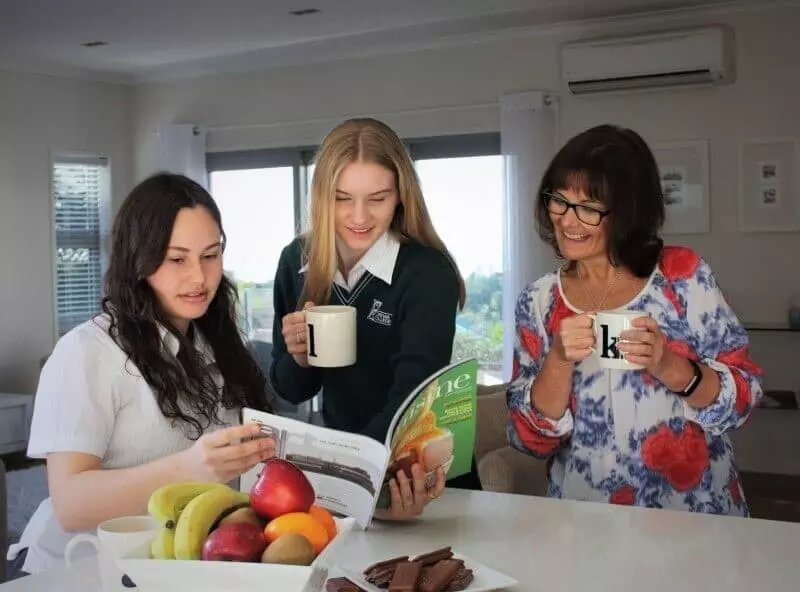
[561,26,733,95]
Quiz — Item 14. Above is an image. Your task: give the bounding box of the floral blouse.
[506,246,764,515]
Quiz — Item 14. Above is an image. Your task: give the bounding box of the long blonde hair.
[301,117,466,309]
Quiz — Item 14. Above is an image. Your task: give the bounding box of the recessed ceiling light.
[290,8,320,16]
[81,41,108,47]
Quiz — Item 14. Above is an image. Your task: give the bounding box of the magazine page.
[240,408,390,529]
[375,358,479,509]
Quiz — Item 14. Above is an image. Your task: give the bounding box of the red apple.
[249,458,315,520]
[201,522,266,562]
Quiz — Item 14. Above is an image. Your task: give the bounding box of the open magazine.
[239,358,478,529]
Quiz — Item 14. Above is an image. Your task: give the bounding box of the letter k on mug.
[588,311,650,370]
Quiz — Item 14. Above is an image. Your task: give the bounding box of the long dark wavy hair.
[101,172,271,439]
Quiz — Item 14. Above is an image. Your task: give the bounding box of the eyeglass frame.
[541,192,611,227]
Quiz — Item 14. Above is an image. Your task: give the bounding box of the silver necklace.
[576,263,622,312]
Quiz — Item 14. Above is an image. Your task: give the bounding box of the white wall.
[132,4,800,394]
[0,70,131,394]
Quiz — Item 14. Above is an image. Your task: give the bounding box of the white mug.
[588,311,650,370]
[305,305,357,368]
[65,515,159,592]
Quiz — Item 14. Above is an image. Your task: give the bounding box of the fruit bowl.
[116,516,355,592]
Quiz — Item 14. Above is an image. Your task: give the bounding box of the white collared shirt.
[299,231,401,291]
[11,314,237,574]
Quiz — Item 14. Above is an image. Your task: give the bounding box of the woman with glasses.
[506,124,763,515]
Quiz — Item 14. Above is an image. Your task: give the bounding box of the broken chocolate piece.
[388,560,422,591]
[412,547,453,566]
[444,567,474,591]
[363,555,410,575]
[325,577,366,592]
[418,559,464,592]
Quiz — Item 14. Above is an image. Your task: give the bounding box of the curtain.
[153,124,208,189]
[500,92,560,379]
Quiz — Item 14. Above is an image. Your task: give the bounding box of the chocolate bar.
[412,547,453,566]
[325,577,366,592]
[363,555,410,576]
[388,560,422,591]
[418,559,464,592]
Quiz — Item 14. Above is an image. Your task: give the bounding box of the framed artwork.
[652,140,710,234]
[738,138,800,232]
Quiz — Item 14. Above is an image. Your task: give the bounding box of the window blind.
[53,157,108,336]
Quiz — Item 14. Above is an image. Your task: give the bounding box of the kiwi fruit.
[261,533,315,566]
[217,506,263,530]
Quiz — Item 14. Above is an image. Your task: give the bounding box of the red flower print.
[610,485,636,505]
[729,477,743,506]
[546,289,575,337]
[717,346,763,377]
[511,355,521,381]
[642,422,710,492]
[520,327,542,360]
[642,425,674,472]
[660,246,700,281]
[510,410,561,456]
[662,284,684,316]
[731,369,752,416]
[665,338,699,362]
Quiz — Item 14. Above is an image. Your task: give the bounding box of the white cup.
[588,311,650,370]
[305,305,357,368]
[65,515,159,592]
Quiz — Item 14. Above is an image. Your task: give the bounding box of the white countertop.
[3,488,799,591]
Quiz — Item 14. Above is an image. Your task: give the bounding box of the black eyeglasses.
[542,192,610,227]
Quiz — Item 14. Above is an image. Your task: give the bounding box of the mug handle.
[586,313,599,357]
[64,533,102,587]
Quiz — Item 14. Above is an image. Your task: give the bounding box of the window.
[409,135,504,384]
[209,166,297,343]
[52,156,110,337]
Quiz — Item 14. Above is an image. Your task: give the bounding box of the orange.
[264,512,330,556]
[308,505,338,540]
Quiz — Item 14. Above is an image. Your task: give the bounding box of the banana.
[173,487,251,560]
[147,482,229,528]
[150,526,176,560]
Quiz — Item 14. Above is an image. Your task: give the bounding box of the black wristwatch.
[675,359,703,398]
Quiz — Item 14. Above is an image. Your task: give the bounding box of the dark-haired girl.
[8,173,274,574]
[506,124,763,515]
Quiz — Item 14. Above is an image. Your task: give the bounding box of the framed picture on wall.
[652,140,711,234]
[738,138,800,232]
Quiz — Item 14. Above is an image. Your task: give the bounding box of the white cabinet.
[0,393,33,455]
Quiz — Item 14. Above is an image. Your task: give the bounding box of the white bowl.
[116,516,355,592]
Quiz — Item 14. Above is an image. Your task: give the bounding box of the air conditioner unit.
[561,26,732,95]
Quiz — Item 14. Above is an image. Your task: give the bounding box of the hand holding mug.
[554,313,595,363]
[618,316,669,375]
[281,301,315,367]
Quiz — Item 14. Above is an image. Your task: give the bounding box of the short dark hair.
[102,172,271,438]
[535,124,665,278]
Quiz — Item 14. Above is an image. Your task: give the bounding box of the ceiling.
[0,0,761,83]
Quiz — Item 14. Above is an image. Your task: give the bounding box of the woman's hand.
[374,464,446,521]
[281,301,315,367]
[618,316,669,376]
[554,314,595,363]
[178,423,275,483]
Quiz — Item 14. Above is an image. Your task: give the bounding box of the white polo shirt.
[7,314,238,574]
